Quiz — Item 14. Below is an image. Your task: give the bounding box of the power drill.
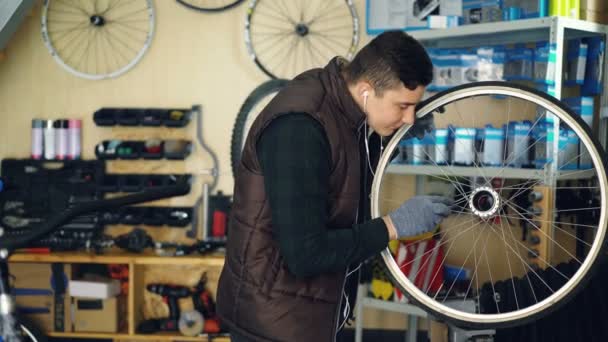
[144,283,191,331]
[191,273,221,333]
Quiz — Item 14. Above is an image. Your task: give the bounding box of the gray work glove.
[405,106,445,140]
[388,195,452,239]
[405,113,435,140]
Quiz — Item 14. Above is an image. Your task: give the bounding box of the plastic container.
[431,129,450,165]
[31,119,44,160]
[55,119,69,160]
[558,129,579,170]
[453,128,476,166]
[482,125,505,166]
[533,118,555,169]
[67,119,82,160]
[506,121,532,167]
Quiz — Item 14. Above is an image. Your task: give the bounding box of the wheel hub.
[469,186,500,219]
[90,15,105,26]
[295,23,309,36]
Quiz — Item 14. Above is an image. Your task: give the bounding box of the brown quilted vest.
[217,58,366,342]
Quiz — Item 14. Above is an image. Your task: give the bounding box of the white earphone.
[362,90,369,111]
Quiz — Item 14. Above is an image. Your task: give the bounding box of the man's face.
[365,83,426,137]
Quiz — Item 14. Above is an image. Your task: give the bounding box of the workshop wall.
[0,0,422,333]
[0,0,371,194]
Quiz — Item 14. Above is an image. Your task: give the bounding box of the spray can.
[67,119,82,159]
[31,119,44,160]
[55,119,68,160]
[44,119,56,160]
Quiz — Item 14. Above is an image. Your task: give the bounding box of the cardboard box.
[430,319,449,342]
[69,279,121,299]
[73,296,122,332]
[9,262,71,333]
[581,9,608,24]
[581,0,608,11]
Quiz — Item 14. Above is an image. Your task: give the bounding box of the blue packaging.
[431,129,450,165]
[444,264,471,283]
[506,120,532,167]
[558,129,579,170]
[396,140,409,164]
[563,97,594,127]
[537,83,556,98]
[483,125,505,166]
[582,37,605,96]
[403,137,427,165]
[565,39,588,86]
[453,127,476,165]
[563,97,594,169]
[533,119,555,169]
[474,128,484,165]
[503,6,522,20]
[430,49,461,91]
[477,46,506,81]
[463,0,503,24]
[505,46,534,81]
[534,42,556,85]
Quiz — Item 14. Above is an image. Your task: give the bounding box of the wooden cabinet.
[9,251,229,342]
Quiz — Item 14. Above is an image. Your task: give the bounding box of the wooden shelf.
[48,331,231,341]
[9,251,225,266]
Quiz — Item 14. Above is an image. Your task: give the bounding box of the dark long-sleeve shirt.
[257,113,389,278]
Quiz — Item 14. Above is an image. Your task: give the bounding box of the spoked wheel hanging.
[245,0,359,79]
[372,82,607,329]
[41,0,155,80]
[230,79,288,177]
[176,0,245,12]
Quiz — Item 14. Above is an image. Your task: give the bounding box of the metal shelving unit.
[386,164,596,180]
[356,17,608,342]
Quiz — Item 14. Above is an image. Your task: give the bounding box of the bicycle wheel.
[371,82,608,329]
[176,0,245,12]
[245,0,359,79]
[230,79,288,177]
[0,313,47,342]
[41,0,155,80]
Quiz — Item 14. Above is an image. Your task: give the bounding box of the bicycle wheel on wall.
[175,0,245,12]
[371,82,607,329]
[41,0,155,80]
[230,79,288,177]
[245,0,359,79]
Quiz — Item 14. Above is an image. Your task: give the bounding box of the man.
[217,31,451,342]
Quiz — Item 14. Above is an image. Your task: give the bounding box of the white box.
[428,15,460,28]
[69,279,121,299]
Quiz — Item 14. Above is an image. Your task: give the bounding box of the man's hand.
[405,113,434,140]
[385,195,452,240]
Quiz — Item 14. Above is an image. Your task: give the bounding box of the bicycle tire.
[245,0,359,80]
[230,79,289,177]
[371,81,608,329]
[41,0,155,80]
[175,0,245,12]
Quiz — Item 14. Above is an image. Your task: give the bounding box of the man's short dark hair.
[343,31,433,95]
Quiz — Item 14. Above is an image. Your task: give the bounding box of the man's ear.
[357,81,373,99]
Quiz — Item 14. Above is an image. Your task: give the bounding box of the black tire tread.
[176,0,245,12]
[230,79,289,178]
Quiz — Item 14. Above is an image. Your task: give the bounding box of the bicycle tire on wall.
[230,79,289,178]
[176,0,245,12]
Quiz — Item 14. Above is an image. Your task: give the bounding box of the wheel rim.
[245,0,359,79]
[41,0,155,80]
[371,82,607,327]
